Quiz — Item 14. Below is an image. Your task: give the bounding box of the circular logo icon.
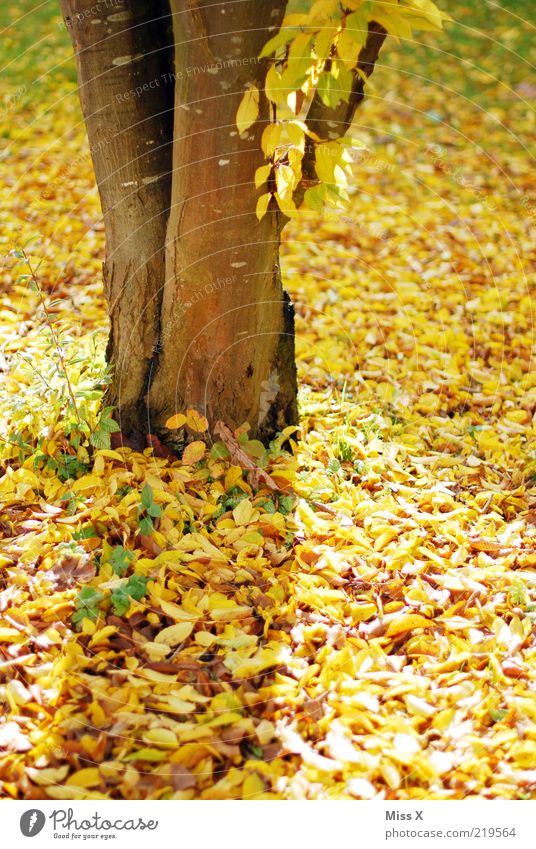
[20,810,46,837]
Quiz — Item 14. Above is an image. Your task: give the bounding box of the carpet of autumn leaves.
[1,1,536,800]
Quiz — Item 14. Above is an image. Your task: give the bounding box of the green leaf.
[139,516,154,536]
[108,545,135,576]
[90,429,111,450]
[72,608,98,627]
[280,33,314,92]
[110,587,130,617]
[76,586,104,610]
[97,415,121,433]
[278,495,295,515]
[210,441,230,460]
[141,484,154,510]
[73,586,104,626]
[111,575,149,616]
[147,502,163,519]
[125,575,148,601]
[73,526,99,541]
[344,8,370,50]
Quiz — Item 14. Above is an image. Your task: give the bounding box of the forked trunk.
[62,0,296,446]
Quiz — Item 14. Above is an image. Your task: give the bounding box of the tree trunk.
[63,0,297,446]
[60,0,174,435]
[147,0,296,446]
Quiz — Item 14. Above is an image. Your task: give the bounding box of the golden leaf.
[236,85,259,135]
[154,621,194,646]
[185,409,208,433]
[165,412,186,429]
[182,441,206,464]
[386,614,432,637]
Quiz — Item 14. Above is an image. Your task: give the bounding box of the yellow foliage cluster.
[238,0,448,217]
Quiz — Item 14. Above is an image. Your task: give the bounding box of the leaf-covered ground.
[1,1,536,800]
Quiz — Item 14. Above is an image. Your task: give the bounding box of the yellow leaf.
[261,122,283,157]
[225,466,244,491]
[143,642,171,661]
[72,474,104,492]
[66,768,101,788]
[256,193,271,221]
[255,719,275,745]
[88,626,117,648]
[275,191,298,218]
[276,165,296,200]
[255,165,272,189]
[225,647,279,677]
[210,605,252,623]
[406,0,450,29]
[242,772,265,799]
[159,599,199,621]
[385,614,431,637]
[195,631,216,647]
[282,13,308,26]
[185,409,208,433]
[182,441,206,464]
[165,412,186,429]
[143,728,179,748]
[0,628,21,642]
[154,621,194,646]
[27,766,70,786]
[233,498,254,526]
[236,85,259,135]
[124,748,169,762]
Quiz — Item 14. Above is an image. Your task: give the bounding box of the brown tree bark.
[62,0,296,445]
[60,0,174,435]
[146,0,296,446]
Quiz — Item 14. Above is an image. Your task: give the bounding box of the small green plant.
[60,490,86,516]
[111,575,149,616]
[360,420,382,443]
[15,248,81,423]
[137,484,163,535]
[336,438,353,462]
[36,451,89,482]
[107,545,135,576]
[72,586,104,628]
[2,249,116,474]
